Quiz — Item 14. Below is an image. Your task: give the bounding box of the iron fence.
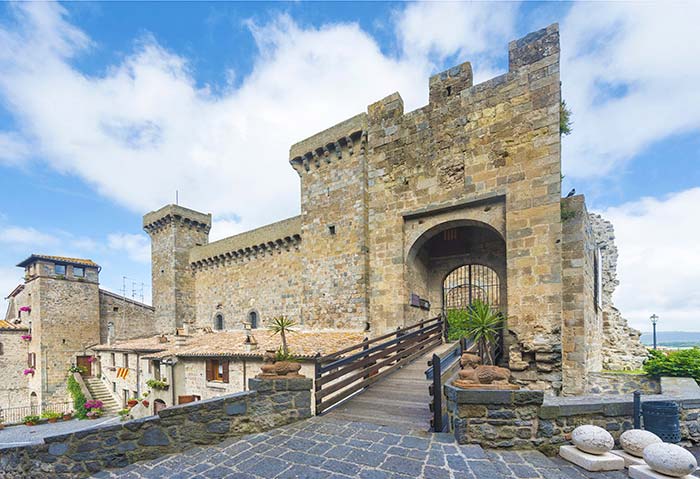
[0,401,73,424]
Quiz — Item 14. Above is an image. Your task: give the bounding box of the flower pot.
[25,422,36,426]
[141,400,150,407]
[127,400,138,408]
[47,418,58,424]
[62,415,71,421]
[0,424,5,430]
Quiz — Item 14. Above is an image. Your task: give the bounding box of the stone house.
[91,330,363,412]
[139,24,645,396]
[0,255,154,412]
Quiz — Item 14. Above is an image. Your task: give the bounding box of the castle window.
[113,307,119,312]
[594,247,603,310]
[214,314,224,331]
[73,267,84,278]
[248,311,258,329]
[54,264,66,275]
[328,225,336,235]
[27,352,36,369]
[206,359,229,383]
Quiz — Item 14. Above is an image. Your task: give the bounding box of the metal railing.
[0,401,73,424]
[314,316,444,415]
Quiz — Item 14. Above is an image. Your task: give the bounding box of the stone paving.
[89,416,635,479]
[0,416,119,447]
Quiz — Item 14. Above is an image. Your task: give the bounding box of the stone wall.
[0,330,31,410]
[98,290,156,343]
[586,372,660,395]
[561,196,602,394]
[589,213,648,370]
[446,385,700,455]
[0,378,312,478]
[192,244,302,330]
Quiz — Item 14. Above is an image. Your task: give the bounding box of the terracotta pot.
[25,422,36,426]
[62,415,71,421]
[47,418,58,423]
[0,424,5,430]
[141,400,150,407]
[127,400,138,408]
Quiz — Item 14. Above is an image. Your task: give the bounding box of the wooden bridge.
[313,317,463,431]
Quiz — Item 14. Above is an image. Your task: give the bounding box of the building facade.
[0,255,154,411]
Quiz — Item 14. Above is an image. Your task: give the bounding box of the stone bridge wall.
[0,378,312,478]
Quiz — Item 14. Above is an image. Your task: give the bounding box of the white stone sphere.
[571,425,615,455]
[619,429,662,457]
[643,443,697,478]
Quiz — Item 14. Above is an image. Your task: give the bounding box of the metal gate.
[443,264,504,363]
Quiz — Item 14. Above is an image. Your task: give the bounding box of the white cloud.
[600,188,700,332]
[0,132,30,165]
[561,2,700,178]
[107,233,150,263]
[0,2,518,235]
[0,226,58,248]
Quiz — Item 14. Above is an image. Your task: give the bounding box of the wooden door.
[76,356,92,376]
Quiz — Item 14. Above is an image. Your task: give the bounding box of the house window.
[206,359,229,383]
[111,353,116,366]
[123,353,129,367]
[248,311,258,329]
[153,360,161,380]
[0,343,3,355]
[27,352,36,368]
[54,264,66,275]
[214,314,224,331]
[73,267,84,278]
[112,382,116,393]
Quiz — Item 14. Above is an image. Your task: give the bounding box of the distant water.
[640,331,700,347]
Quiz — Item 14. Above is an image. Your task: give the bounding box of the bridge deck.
[323,341,453,431]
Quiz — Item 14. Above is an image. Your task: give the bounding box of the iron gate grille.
[443,264,503,363]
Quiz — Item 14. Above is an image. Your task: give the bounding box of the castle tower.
[143,205,211,333]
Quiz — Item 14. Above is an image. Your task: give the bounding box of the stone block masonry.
[0,378,312,478]
[446,383,700,455]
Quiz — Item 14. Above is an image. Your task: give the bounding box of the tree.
[270,316,297,356]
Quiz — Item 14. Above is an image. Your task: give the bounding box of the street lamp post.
[650,314,659,350]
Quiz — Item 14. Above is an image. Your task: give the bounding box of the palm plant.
[465,299,503,365]
[270,316,297,356]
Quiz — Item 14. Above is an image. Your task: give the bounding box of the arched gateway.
[406,220,507,364]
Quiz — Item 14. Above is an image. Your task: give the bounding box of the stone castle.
[1,24,647,410]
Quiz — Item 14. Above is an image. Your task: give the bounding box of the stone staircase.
[83,377,121,415]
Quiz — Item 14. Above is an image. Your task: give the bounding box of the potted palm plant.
[464,299,503,365]
[259,316,302,378]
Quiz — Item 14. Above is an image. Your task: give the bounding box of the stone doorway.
[76,355,92,377]
[405,221,507,362]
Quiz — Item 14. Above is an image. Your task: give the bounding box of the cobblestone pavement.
[89,416,640,479]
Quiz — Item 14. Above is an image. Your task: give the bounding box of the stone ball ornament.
[619,429,662,457]
[643,443,697,478]
[570,425,614,455]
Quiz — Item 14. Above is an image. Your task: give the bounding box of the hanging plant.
[21,334,32,342]
[23,368,35,376]
[19,306,31,313]
[86,356,95,363]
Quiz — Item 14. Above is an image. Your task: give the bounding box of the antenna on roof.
[175,190,179,205]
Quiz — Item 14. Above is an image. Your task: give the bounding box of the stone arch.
[30,391,38,414]
[153,399,167,414]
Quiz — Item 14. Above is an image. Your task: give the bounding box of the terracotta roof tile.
[94,330,366,360]
[17,254,99,268]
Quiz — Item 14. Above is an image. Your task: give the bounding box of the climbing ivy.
[67,374,88,419]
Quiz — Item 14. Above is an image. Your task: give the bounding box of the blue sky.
[0,1,698,332]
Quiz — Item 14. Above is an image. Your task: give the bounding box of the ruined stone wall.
[365,24,563,391]
[99,290,156,343]
[0,330,31,411]
[192,246,302,330]
[589,213,648,370]
[143,205,212,333]
[290,117,370,330]
[561,196,602,394]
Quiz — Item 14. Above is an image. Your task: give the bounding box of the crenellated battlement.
[143,204,212,235]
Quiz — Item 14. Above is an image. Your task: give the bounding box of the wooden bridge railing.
[427,337,474,432]
[314,316,444,415]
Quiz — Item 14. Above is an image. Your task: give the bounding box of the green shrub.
[67,374,88,419]
[447,309,470,342]
[41,411,61,420]
[643,348,700,383]
[23,415,40,424]
[146,379,169,390]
